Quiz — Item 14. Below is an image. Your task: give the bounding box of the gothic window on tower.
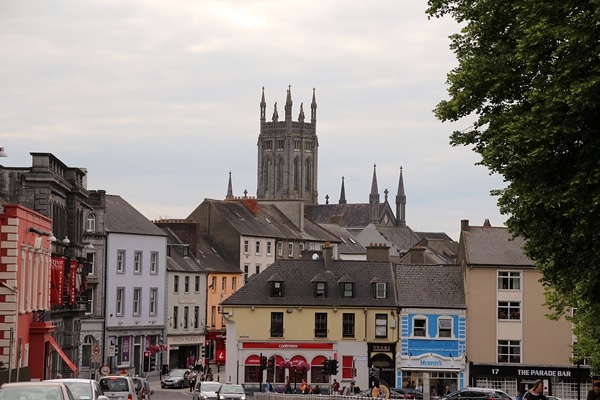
[304,141,313,151]
[294,140,301,151]
[305,159,311,191]
[293,158,300,191]
[276,139,285,151]
[277,158,283,190]
[263,141,273,151]
[264,159,272,191]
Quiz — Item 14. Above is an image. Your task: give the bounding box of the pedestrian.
[445,386,452,395]
[516,390,523,400]
[313,385,321,395]
[284,377,292,394]
[55,373,63,379]
[587,382,600,400]
[300,379,308,394]
[195,358,203,373]
[332,379,340,394]
[188,370,197,393]
[523,380,547,400]
[343,382,356,396]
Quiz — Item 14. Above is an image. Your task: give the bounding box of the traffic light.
[260,355,268,370]
[267,356,275,372]
[201,345,206,358]
[331,359,339,375]
[204,340,211,359]
[322,359,331,375]
[143,351,150,372]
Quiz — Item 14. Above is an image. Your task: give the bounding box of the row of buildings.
[0,88,589,399]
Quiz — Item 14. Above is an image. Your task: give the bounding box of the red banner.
[69,260,78,304]
[50,257,65,305]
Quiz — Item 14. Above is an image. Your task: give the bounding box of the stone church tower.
[256,86,319,204]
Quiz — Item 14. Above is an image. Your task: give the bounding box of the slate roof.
[105,194,166,236]
[221,259,398,308]
[461,226,531,266]
[304,203,372,229]
[196,233,242,274]
[319,223,366,255]
[395,264,465,309]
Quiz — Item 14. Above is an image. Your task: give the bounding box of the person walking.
[523,380,547,400]
[587,382,600,400]
[332,379,340,395]
[284,377,292,394]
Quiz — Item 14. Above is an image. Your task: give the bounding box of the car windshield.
[100,378,129,392]
[200,383,221,392]
[0,387,64,400]
[168,370,187,377]
[62,383,91,400]
[220,386,244,394]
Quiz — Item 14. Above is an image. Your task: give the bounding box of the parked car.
[442,388,513,400]
[193,381,222,400]
[392,388,424,399]
[160,368,192,389]
[50,378,109,400]
[0,381,76,400]
[98,375,138,400]
[216,384,246,400]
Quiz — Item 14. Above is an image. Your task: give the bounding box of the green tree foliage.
[427,0,600,370]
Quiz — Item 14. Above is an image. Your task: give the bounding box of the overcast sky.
[0,0,506,240]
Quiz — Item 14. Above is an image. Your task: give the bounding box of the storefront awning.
[49,336,78,373]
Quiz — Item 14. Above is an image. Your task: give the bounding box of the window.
[244,240,250,253]
[150,252,158,274]
[194,306,200,329]
[222,277,226,291]
[438,318,452,337]
[85,288,94,314]
[149,288,158,316]
[498,340,521,363]
[184,276,190,293]
[133,288,141,316]
[134,251,142,274]
[117,250,126,273]
[342,355,354,379]
[116,288,124,316]
[498,271,521,290]
[375,314,388,338]
[288,242,294,257]
[256,241,261,254]
[414,318,427,337]
[300,242,305,252]
[278,242,283,256]
[86,252,95,275]
[174,275,179,293]
[173,306,178,330]
[315,313,328,337]
[270,312,284,337]
[183,306,189,329]
[195,276,200,292]
[267,241,273,255]
[211,276,217,291]
[270,281,284,297]
[232,277,236,291]
[86,213,96,232]
[342,282,354,298]
[375,282,387,299]
[315,282,327,298]
[498,301,521,320]
[343,313,355,338]
[244,265,249,282]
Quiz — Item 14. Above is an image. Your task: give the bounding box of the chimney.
[409,246,426,264]
[366,243,390,262]
[461,219,470,232]
[323,241,333,271]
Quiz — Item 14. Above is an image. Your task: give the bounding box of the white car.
[193,381,222,400]
[50,378,109,400]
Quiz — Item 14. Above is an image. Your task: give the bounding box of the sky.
[0,0,507,240]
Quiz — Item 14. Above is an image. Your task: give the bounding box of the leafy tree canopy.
[427,0,600,370]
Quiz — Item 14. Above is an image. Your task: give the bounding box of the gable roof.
[461,225,531,267]
[105,194,166,236]
[162,227,207,273]
[221,259,398,308]
[304,203,373,228]
[196,233,242,274]
[395,264,465,309]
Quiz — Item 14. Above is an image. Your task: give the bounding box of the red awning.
[311,355,327,365]
[245,354,261,365]
[290,355,307,364]
[49,336,78,373]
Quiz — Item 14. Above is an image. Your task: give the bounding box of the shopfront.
[398,353,466,394]
[470,363,593,400]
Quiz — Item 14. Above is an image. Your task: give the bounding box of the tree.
[427,0,600,371]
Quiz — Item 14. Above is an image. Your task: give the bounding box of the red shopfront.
[241,342,334,388]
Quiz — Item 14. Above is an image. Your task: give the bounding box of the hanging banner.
[68,260,78,304]
[50,257,65,305]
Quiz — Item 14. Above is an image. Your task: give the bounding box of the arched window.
[263,158,272,192]
[276,158,284,190]
[86,213,96,232]
[304,158,311,191]
[293,157,300,191]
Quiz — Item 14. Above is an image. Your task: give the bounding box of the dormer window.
[375,282,387,299]
[341,282,355,298]
[315,282,327,298]
[270,281,284,297]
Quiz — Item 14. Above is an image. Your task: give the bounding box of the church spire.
[298,103,305,123]
[272,102,279,122]
[311,87,317,123]
[285,85,293,121]
[226,171,234,199]
[339,176,347,204]
[369,164,380,223]
[396,166,406,227]
[260,86,266,122]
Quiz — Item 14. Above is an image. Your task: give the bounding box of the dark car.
[442,388,513,400]
[161,369,192,389]
[392,388,424,399]
[0,381,76,400]
[216,384,246,400]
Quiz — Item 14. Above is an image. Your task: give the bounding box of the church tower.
[257,86,319,204]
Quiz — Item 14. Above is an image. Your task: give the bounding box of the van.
[98,376,138,400]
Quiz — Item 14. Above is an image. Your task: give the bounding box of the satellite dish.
[312,253,319,260]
